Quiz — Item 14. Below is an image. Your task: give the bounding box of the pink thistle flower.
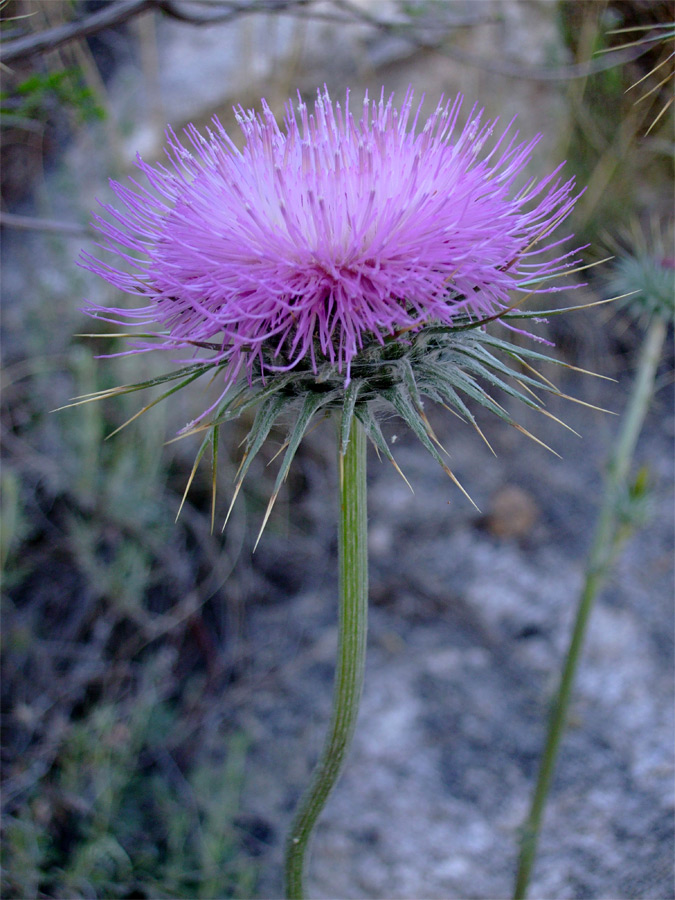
[82,86,581,409]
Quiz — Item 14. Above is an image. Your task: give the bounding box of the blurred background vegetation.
[1,1,673,898]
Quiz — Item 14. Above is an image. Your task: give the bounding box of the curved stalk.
[284,417,369,899]
[513,316,668,899]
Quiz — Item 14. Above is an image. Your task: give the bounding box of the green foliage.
[2,657,256,899]
[557,1,674,238]
[1,67,106,125]
[2,339,255,900]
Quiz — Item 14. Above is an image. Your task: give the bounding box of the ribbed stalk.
[513,316,668,899]
[284,417,369,899]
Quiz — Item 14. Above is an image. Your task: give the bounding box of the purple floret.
[82,86,580,395]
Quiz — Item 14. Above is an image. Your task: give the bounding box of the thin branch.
[438,42,652,82]
[156,0,315,27]
[0,0,155,65]
[332,0,496,32]
[0,211,93,236]
[0,0,345,65]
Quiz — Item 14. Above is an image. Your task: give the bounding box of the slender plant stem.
[513,316,667,900]
[284,417,369,900]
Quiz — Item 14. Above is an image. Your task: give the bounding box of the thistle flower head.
[78,87,590,532]
[604,218,674,324]
[84,87,578,387]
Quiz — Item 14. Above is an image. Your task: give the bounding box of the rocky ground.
[236,367,674,899]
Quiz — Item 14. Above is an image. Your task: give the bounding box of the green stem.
[284,417,369,900]
[513,316,667,900]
